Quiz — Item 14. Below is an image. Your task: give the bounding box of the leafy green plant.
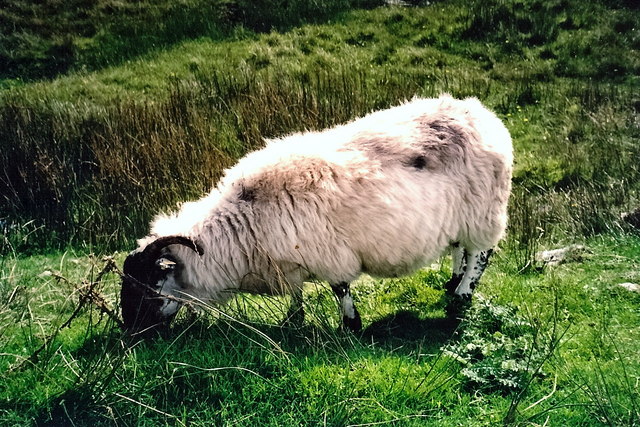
[443,296,548,395]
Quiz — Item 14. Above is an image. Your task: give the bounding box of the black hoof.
[444,275,463,295]
[445,294,472,319]
[342,313,362,333]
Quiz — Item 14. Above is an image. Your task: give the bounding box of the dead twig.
[9,257,122,372]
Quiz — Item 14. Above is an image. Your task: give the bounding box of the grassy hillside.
[0,0,383,82]
[1,0,638,253]
[0,0,640,425]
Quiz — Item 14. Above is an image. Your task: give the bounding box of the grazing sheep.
[121,94,513,333]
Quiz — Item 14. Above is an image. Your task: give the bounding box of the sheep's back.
[215,94,512,281]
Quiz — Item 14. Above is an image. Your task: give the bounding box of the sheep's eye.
[156,258,176,271]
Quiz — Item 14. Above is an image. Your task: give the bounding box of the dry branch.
[9,257,123,372]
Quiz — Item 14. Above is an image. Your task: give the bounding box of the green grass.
[1,0,639,425]
[1,235,639,425]
[0,0,384,82]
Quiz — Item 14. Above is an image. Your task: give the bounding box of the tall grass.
[0,67,412,252]
[3,73,637,253]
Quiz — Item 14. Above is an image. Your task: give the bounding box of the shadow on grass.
[363,310,462,347]
[28,306,465,425]
[165,306,465,356]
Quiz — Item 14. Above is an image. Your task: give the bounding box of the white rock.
[618,282,640,293]
[537,245,587,266]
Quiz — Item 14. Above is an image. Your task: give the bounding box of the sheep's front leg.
[454,248,493,299]
[331,282,362,332]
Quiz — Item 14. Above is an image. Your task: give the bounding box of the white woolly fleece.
[139,94,513,304]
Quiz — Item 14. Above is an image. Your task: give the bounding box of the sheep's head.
[121,236,203,334]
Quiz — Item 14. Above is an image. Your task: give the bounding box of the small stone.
[618,282,640,293]
[537,245,587,266]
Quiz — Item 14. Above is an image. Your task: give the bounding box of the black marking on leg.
[469,249,492,291]
[465,249,493,293]
[331,282,362,332]
[478,249,493,270]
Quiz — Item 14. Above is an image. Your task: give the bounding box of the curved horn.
[141,235,204,261]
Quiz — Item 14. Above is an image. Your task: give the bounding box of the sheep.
[121,94,513,334]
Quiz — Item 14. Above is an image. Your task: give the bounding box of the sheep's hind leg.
[331,282,362,332]
[455,248,493,299]
[446,248,493,317]
[444,243,466,295]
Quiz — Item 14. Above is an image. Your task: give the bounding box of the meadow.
[1,0,639,425]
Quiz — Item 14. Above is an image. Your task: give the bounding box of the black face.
[121,251,176,333]
[120,235,204,334]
